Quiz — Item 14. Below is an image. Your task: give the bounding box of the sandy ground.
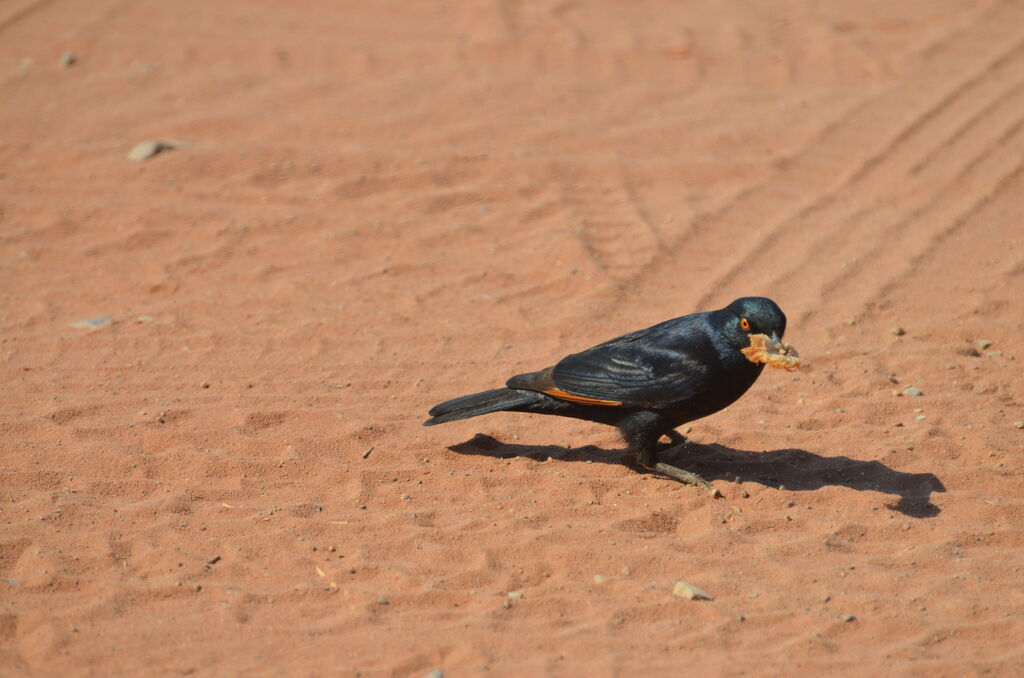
[2,0,1024,675]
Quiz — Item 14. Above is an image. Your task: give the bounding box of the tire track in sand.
[560,163,667,285]
[614,1,1024,322]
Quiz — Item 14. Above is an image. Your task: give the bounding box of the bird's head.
[721,296,787,348]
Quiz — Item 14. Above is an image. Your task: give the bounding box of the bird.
[424,296,791,494]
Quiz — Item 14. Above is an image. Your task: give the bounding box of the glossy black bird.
[424,297,790,493]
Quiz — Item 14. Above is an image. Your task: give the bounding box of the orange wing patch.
[543,388,624,407]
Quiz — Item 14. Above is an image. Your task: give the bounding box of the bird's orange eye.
[740,316,751,331]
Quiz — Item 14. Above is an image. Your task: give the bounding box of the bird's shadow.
[450,434,945,518]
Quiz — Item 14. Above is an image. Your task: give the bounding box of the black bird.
[425,297,790,493]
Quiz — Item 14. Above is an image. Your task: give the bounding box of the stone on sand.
[71,316,112,329]
[672,581,713,601]
[128,140,185,162]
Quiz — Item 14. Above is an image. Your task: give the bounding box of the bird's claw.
[664,430,688,446]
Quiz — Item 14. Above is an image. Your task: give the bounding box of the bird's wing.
[552,341,710,407]
[507,339,710,409]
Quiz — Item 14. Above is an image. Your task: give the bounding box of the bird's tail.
[424,388,538,426]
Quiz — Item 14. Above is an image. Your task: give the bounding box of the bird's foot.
[652,462,722,498]
[663,430,688,446]
[634,437,721,497]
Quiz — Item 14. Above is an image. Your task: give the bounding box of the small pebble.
[59,52,77,68]
[71,316,112,329]
[593,574,606,584]
[377,597,389,605]
[891,327,905,336]
[842,614,856,622]
[977,339,994,350]
[903,386,923,397]
[622,566,631,576]
[507,591,524,599]
[425,671,444,678]
[672,581,713,601]
[1014,422,1024,429]
[128,140,184,162]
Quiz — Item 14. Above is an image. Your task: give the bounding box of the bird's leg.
[663,429,687,446]
[634,440,721,498]
[635,442,659,471]
[622,419,721,497]
[658,429,689,455]
[653,461,722,497]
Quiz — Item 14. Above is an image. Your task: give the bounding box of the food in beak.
[741,333,802,371]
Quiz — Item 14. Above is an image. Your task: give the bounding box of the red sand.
[2,1,1023,675]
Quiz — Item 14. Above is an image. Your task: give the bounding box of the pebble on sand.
[60,52,77,68]
[71,316,112,329]
[977,339,994,350]
[128,140,185,162]
[903,386,923,397]
[672,581,713,601]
